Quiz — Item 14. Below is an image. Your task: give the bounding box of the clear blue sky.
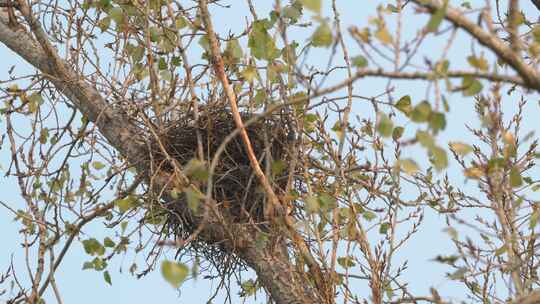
[1,1,539,303]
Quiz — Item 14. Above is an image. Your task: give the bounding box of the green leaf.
[318,193,337,210]
[462,76,483,96]
[337,256,356,268]
[311,22,333,47]
[39,128,49,144]
[224,38,243,62]
[467,55,489,71]
[430,146,448,171]
[98,16,111,32]
[185,187,203,212]
[300,0,321,13]
[395,95,412,116]
[175,16,188,29]
[108,7,124,24]
[509,167,523,188]
[103,237,115,248]
[305,195,319,213]
[198,35,210,52]
[449,142,473,156]
[115,195,137,213]
[28,92,44,113]
[352,55,368,68]
[363,211,376,221]
[161,260,189,288]
[392,126,404,141]
[103,271,112,285]
[183,159,208,181]
[426,0,447,32]
[379,222,391,234]
[416,130,435,148]
[377,112,393,137]
[411,101,432,122]
[429,112,446,133]
[399,158,420,174]
[271,159,287,175]
[530,210,540,229]
[82,238,105,256]
[248,20,280,60]
[92,161,106,170]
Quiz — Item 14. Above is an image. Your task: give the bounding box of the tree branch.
[0,11,322,304]
[412,0,540,91]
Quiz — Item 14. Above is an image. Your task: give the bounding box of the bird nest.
[143,106,296,274]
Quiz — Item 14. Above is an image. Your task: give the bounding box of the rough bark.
[0,15,323,304]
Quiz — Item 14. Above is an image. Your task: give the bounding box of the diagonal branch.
[412,0,540,91]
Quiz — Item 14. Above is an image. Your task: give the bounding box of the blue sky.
[1,0,540,303]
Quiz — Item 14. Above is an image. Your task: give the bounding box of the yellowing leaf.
[449,142,473,156]
[464,167,483,179]
[161,260,189,288]
[399,158,420,174]
[375,26,392,45]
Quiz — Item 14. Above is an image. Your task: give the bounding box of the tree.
[1,0,540,303]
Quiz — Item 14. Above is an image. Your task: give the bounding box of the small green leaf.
[311,22,333,47]
[305,195,319,213]
[416,130,435,148]
[467,55,489,72]
[395,95,412,116]
[271,159,287,175]
[103,271,112,285]
[377,112,393,137]
[392,126,404,141]
[379,222,391,234]
[530,210,540,229]
[98,16,111,32]
[248,20,280,60]
[462,76,483,96]
[429,112,446,133]
[411,101,432,122]
[509,167,523,188]
[337,256,356,268]
[39,128,49,144]
[184,159,209,181]
[352,55,368,68]
[108,7,124,24]
[161,260,189,288]
[185,187,203,212]
[82,238,105,256]
[363,211,376,221]
[224,38,243,62]
[430,146,448,171]
[103,237,115,248]
[115,195,137,213]
[399,159,420,174]
[300,0,321,13]
[449,142,473,156]
[92,161,106,170]
[426,0,448,32]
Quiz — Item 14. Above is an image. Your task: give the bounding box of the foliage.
[0,0,540,303]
